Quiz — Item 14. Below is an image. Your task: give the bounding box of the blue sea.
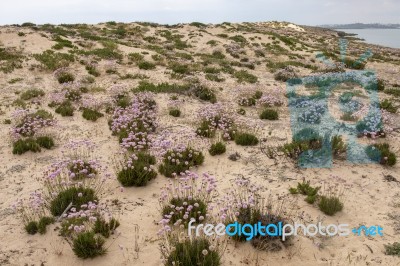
[336,29,400,49]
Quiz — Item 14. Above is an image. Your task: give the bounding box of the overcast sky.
[0,0,398,26]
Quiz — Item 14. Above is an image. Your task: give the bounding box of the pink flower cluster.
[111,93,158,152]
[11,109,56,139]
[257,88,285,107]
[158,171,217,235]
[197,103,236,140]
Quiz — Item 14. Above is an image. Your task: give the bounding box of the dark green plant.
[36,136,55,149]
[235,133,259,146]
[82,108,104,121]
[166,237,221,266]
[50,187,97,216]
[57,72,75,84]
[289,180,320,204]
[138,61,156,70]
[117,153,157,187]
[13,138,41,154]
[237,108,246,115]
[25,221,39,235]
[384,242,400,256]
[366,143,396,166]
[331,135,346,157]
[55,101,74,116]
[72,231,106,259]
[380,99,397,113]
[318,196,343,216]
[20,89,45,100]
[38,216,55,234]
[93,217,120,238]
[193,86,217,103]
[260,109,278,120]
[209,142,226,156]
[234,70,258,83]
[159,148,204,177]
[169,109,181,117]
[34,50,74,70]
[196,120,216,138]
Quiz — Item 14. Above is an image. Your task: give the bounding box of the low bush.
[159,148,204,177]
[235,133,259,146]
[234,70,258,84]
[20,89,45,100]
[117,152,157,187]
[72,231,106,259]
[169,109,181,117]
[318,195,343,216]
[82,108,104,121]
[366,143,396,166]
[209,142,226,156]
[193,85,217,103]
[25,221,39,235]
[57,72,75,84]
[384,242,400,256]
[165,237,221,266]
[260,109,278,120]
[38,216,55,234]
[380,99,397,113]
[138,61,156,70]
[93,218,120,238]
[55,101,74,116]
[50,187,97,216]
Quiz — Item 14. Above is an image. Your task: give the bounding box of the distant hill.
[319,23,400,29]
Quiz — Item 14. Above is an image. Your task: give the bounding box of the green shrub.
[196,120,216,138]
[318,196,343,216]
[237,108,246,115]
[93,218,120,238]
[72,231,106,259]
[117,153,157,187]
[238,97,256,106]
[55,101,74,116]
[289,180,320,204]
[260,109,278,120]
[384,242,400,256]
[366,143,396,166]
[116,95,131,108]
[384,88,400,97]
[135,81,190,94]
[4,119,11,124]
[166,237,221,266]
[159,148,204,177]
[25,221,39,235]
[253,91,263,99]
[209,142,226,156]
[128,52,144,62]
[57,72,75,84]
[82,108,104,121]
[50,187,97,216]
[13,138,41,154]
[170,63,190,74]
[331,135,346,157]
[138,61,156,70]
[36,136,55,149]
[380,99,397,113]
[38,216,55,234]
[234,70,258,83]
[34,50,74,70]
[20,89,45,100]
[235,133,259,146]
[169,109,181,117]
[193,85,216,103]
